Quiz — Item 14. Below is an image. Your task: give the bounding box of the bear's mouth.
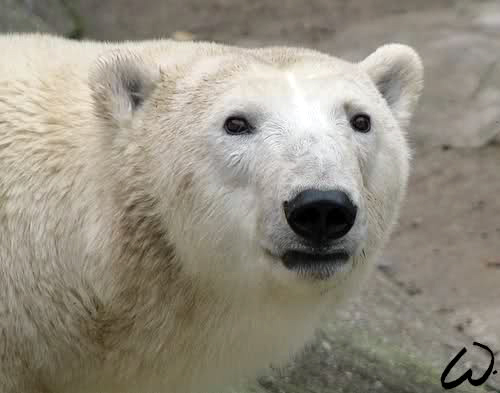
[281,250,350,280]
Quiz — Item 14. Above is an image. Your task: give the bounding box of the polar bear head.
[90,43,423,300]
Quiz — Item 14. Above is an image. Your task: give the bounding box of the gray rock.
[22,0,81,38]
[0,0,53,33]
[0,0,78,37]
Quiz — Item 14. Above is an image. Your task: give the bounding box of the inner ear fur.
[89,50,161,128]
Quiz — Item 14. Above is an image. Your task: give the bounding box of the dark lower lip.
[282,250,349,268]
[281,250,350,279]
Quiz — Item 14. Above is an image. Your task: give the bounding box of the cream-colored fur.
[0,33,423,393]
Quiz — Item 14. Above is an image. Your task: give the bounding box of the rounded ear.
[89,50,161,128]
[359,44,424,129]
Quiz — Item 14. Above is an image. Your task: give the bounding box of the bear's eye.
[350,114,371,133]
[224,117,252,135]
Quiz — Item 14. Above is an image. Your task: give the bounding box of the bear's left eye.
[350,114,371,133]
[224,117,252,135]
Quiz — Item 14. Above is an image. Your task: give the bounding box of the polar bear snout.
[283,189,358,245]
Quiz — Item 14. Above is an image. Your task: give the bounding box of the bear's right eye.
[224,117,252,135]
[350,114,371,133]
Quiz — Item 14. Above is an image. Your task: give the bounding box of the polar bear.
[0,33,423,393]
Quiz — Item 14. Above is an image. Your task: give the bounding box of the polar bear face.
[91,44,422,298]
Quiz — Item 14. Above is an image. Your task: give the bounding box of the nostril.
[292,207,320,234]
[326,208,350,237]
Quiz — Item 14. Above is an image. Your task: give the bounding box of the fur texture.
[0,33,423,393]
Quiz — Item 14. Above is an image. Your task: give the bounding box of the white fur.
[0,33,423,393]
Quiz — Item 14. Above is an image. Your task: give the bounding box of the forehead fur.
[189,45,356,81]
[155,45,365,110]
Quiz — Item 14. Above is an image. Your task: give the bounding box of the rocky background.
[1,0,500,392]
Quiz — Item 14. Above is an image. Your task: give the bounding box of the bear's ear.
[89,50,160,127]
[359,44,423,128]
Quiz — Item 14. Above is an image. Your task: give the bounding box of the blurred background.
[1,0,500,392]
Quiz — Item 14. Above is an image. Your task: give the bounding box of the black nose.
[284,189,357,244]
